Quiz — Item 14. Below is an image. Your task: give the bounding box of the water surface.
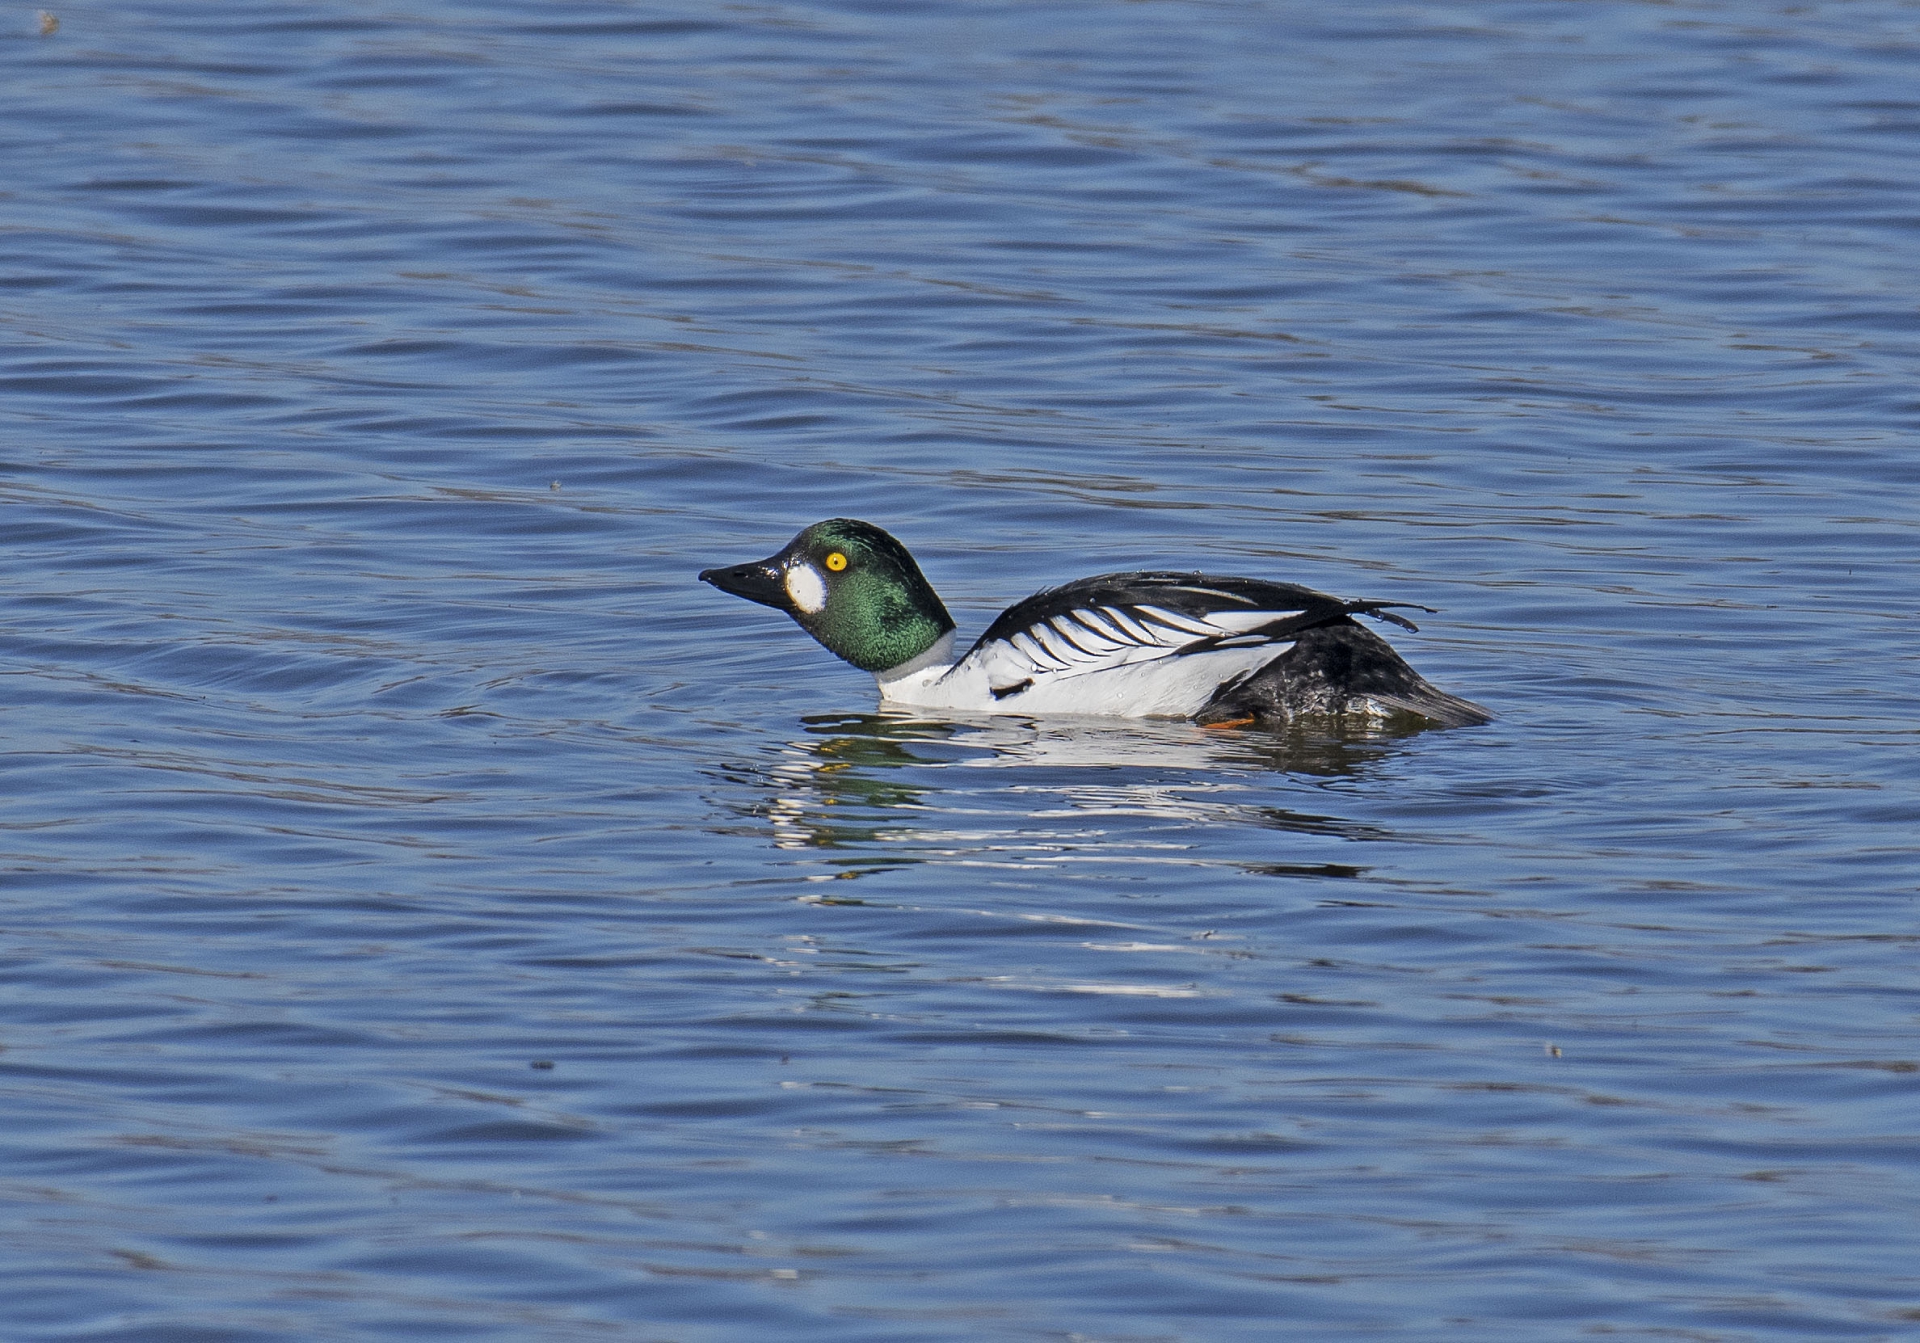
[3,2,1918,1339]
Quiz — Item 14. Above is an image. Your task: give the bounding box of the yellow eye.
[824,551,848,572]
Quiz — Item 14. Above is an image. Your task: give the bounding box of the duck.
[699,519,1489,729]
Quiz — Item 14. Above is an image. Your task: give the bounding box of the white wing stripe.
[1133,605,1222,638]
[1035,624,1080,664]
[1074,607,1133,644]
[1040,630,1082,668]
[1009,631,1065,670]
[1043,616,1094,656]
[1051,614,1121,654]
[1102,606,1166,645]
[1206,608,1304,635]
[970,595,1308,694]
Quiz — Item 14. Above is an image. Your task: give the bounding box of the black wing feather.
[966,571,1429,660]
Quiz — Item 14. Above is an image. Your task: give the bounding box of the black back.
[965,571,1425,661]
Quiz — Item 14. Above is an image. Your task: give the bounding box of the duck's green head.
[699,519,955,673]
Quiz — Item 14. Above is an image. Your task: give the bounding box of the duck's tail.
[1196,620,1490,729]
[1353,682,1493,729]
[1343,599,1435,634]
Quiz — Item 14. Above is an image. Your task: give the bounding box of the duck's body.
[873,571,1424,719]
[700,519,1488,729]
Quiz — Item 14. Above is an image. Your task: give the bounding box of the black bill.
[698,557,790,612]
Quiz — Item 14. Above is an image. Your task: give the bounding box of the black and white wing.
[959,571,1427,700]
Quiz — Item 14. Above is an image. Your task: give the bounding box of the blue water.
[4,1,1918,1338]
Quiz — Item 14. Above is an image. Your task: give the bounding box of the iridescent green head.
[699,519,956,673]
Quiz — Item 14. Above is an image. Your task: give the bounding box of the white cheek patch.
[784,563,828,614]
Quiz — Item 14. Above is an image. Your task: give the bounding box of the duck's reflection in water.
[720,710,1440,878]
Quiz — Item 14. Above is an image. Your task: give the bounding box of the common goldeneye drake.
[699,519,1489,729]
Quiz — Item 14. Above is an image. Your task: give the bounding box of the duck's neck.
[872,630,957,697]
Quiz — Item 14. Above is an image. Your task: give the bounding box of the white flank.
[784,563,827,614]
[870,597,1309,719]
[878,637,1294,719]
